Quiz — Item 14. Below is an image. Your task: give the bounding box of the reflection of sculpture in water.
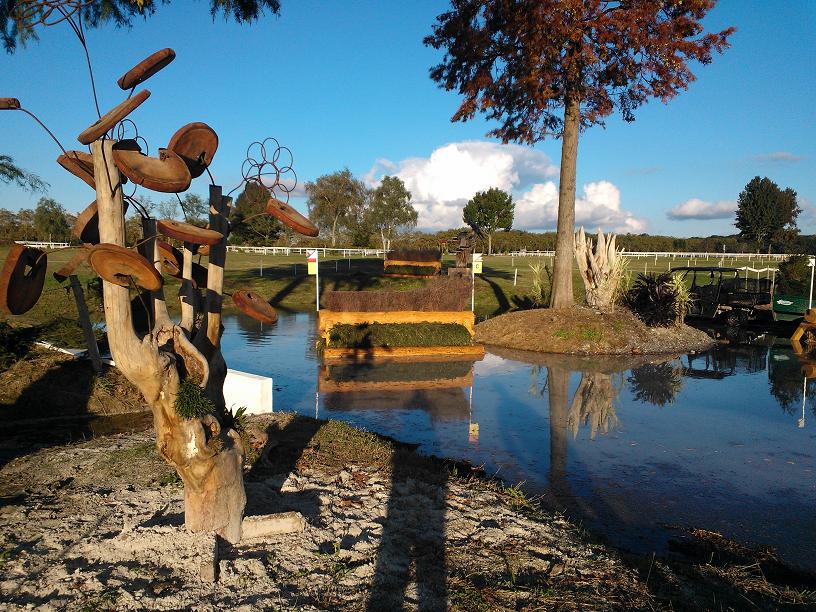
[627,362,683,407]
[567,371,620,440]
[768,346,816,416]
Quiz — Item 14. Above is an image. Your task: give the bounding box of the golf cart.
[670,266,773,326]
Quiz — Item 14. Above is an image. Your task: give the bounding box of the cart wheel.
[804,328,816,347]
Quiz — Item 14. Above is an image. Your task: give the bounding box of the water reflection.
[568,371,620,439]
[319,359,478,424]
[219,312,816,570]
[628,363,683,406]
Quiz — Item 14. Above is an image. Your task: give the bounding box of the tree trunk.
[331,215,338,247]
[92,141,245,543]
[550,94,581,309]
[488,233,492,256]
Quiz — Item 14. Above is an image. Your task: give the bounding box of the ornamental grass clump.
[174,379,215,420]
[624,272,691,327]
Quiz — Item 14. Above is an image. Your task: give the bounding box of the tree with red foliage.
[425,0,734,307]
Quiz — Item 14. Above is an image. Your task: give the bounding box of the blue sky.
[1,0,813,237]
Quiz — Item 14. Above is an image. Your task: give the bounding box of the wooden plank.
[384,259,441,270]
[318,372,474,392]
[319,310,475,340]
[322,345,485,361]
[323,351,485,364]
[69,274,102,373]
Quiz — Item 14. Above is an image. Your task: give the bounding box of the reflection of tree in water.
[627,362,683,407]
[768,348,816,415]
[567,372,620,439]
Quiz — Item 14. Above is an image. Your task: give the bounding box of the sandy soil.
[0,414,654,611]
[475,307,715,355]
[1,413,812,611]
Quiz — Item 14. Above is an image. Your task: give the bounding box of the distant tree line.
[2,172,809,256]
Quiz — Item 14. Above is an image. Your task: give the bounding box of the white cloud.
[365,141,645,233]
[515,180,648,233]
[666,198,737,221]
[753,151,804,163]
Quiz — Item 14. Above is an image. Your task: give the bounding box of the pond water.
[220,312,816,570]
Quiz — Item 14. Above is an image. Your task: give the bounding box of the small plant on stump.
[624,272,691,327]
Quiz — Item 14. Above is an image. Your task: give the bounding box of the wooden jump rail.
[317,368,474,392]
[322,345,486,361]
[383,259,441,273]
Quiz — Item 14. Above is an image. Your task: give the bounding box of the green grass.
[0,245,781,344]
[328,322,473,348]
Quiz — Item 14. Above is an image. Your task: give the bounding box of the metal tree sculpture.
[1,5,316,543]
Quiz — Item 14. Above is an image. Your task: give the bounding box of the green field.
[0,244,785,348]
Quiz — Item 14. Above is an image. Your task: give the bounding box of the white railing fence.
[14,240,70,249]
[504,250,791,261]
[227,246,388,257]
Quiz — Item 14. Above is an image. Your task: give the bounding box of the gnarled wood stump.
[574,227,625,310]
[92,139,245,543]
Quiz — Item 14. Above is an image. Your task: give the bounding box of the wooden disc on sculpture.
[157,241,208,287]
[88,243,162,291]
[117,48,176,90]
[57,150,96,189]
[157,219,223,245]
[73,201,101,244]
[265,197,319,237]
[77,89,151,145]
[0,245,47,315]
[113,144,191,193]
[72,199,129,245]
[0,98,21,110]
[197,244,210,257]
[233,289,277,324]
[167,122,218,179]
[157,241,183,277]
